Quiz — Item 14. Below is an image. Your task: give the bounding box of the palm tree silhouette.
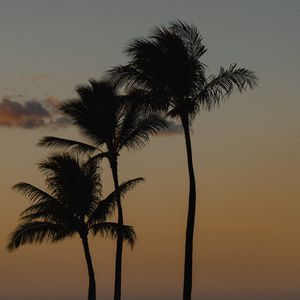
[38,79,167,300]
[109,20,258,300]
[7,153,142,300]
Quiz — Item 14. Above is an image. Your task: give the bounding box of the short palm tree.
[7,153,142,300]
[109,20,258,300]
[38,79,167,300]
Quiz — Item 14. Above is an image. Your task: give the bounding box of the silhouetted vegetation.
[38,78,167,300]
[7,20,257,300]
[7,153,142,300]
[109,20,258,300]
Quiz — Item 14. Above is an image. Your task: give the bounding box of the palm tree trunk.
[110,157,124,300]
[81,234,96,300]
[181,113,196,300]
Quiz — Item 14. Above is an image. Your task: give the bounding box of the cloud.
[159,120,183,136]
[0,96,71,129]
[0,99,186,133]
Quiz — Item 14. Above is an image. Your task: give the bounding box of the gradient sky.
[1,1,300,299]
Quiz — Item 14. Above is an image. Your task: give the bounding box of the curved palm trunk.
[81,235,96,300]
[110,157,124,300]
[181,113,196,300]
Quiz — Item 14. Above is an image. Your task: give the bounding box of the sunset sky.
[1,1,300,299]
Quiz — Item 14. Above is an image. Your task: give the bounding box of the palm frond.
[88,198,116,225]
[38,136,98,155]
[90,222,136,248]
[20,198,78,226]
[119,224,137,249]
[108,65,151,92]
[200,64,258,109]
[39,153,102,217]
[38,153,81,181]
[88,177,144,224]
[117,177,145,198]
[60,80,123,148]
[112,31,179,96]
[90,151,109,164]
[7,221,74,251]
[13,183,55,204]
[119,112,167,151]
[170,20,207,60]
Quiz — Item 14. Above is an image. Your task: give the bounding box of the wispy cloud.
[0,96,70,129]
[0,99,185,133]
[159,120,183,136]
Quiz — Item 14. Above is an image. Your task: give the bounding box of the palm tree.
[7,153,142,300]
[38,79,167,300]
[109,20,258,300]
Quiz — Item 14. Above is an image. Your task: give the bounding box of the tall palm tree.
[38,79,167,300]
[109,20,258,300]
[7,153,142,300]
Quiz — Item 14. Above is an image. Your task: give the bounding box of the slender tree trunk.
[81,234,96,300]
[181,113,197,300]
[110,157,124,300]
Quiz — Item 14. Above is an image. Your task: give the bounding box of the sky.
[0,0,300,299]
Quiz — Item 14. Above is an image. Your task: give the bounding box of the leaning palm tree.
[38,79,167,300]
[7,153,142,300]
[109,20,258,300]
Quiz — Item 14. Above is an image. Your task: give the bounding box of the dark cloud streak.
[0,97,184,134]
[0,97,70,129]
[159,120,183,136]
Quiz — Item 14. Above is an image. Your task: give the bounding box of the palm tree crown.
[109,20,258,300]
[8,153,138,250]
[7,153,142,300]
[38,78,166,300]
[110,20,257,118]
[39,79,167,157]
